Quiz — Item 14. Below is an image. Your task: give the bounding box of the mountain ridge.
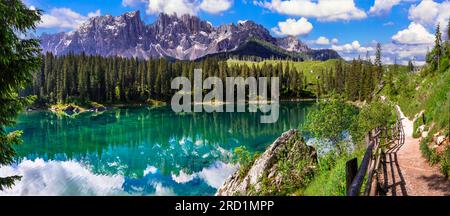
[39,11,340,61]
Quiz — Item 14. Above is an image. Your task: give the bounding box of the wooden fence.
[346,116,405,196]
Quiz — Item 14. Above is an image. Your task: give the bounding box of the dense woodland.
[27,44,385,105]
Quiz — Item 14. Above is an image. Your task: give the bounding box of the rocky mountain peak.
[276,36,310,53]
[39,12,339,61]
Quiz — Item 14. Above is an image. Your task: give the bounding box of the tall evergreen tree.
[447,19,450,41]
[375,43,383,86]
[434,23,442,69]
[0,0,41,190]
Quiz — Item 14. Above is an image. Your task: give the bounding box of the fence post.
[346,158,358,195]
[365,131,372,148]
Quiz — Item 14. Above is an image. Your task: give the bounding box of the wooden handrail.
[346,116,404,196]
[347,141,374,196]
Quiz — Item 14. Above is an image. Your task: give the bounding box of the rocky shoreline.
[216,129,317,196]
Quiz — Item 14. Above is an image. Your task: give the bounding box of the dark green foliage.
[32,50,383,104]
[375,43,383,85]
[426,23,445,71]
[320,58,378,102]
[32,54,314,102]
[0,0,42,190]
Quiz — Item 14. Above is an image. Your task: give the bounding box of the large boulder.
[216,129,317,196]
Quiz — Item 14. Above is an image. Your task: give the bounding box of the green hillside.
[227,59,340,84]
[382,36,450,177]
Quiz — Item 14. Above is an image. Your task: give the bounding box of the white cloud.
[408,0,440,25]
[383,21,395,26]
[200,0,233,14]
[197,161,236,188]
[392,22,434,45]
[408,0,450,30]
[333,40,431,66]
[331,40,374,54]
[170,161,236,189]
[122,0,146,7]
[331,38,339,44]
[368,0,447,67]
[124,0,232,15]
[369,0,401,15]
[315,36,330,45]
[382,42,431,64]
[147,0,199,15]
[39,8,101,30]
[272,17,313,36]
[257,0,367,21]
[143,165,158,175]
[88,9,101,18]
[171,170,196,183]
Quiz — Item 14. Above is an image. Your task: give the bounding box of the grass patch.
[301,148,365,196]
[413,119,423,139]
[227,59,339,86]
[440,147,450,178]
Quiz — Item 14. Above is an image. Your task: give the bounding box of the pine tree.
[408,60,414,73]
[375,43,383,85]
[0,0,42,190]
[447,19,450,41]
[446,18,450,58]
[434,23,442,70]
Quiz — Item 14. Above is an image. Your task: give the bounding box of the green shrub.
[357,99,396,135]
[305,96,358,149]
[233,146,259,178]
[440,147,450,178]
[302,148,364,196]
[420,135,433,162]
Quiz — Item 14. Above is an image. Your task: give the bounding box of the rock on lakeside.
[216,129,317,196]
[48,103,111,116]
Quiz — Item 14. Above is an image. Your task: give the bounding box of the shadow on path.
[378,141,408,196]
[377,121,408,196]
[418,174,450,196]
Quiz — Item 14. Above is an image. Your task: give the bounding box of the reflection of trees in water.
[14,102,313,176]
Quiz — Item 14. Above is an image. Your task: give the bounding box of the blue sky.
[24,0,450,65]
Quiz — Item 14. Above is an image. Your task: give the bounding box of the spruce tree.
[447,19,450,41]
[0,0,41,190]
[434,23,442,69]
[375,43,383,85]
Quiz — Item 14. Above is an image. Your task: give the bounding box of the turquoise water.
[1,102,313,196]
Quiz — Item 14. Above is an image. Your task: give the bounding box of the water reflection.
[3,102,313,195]
[0,159,234,196]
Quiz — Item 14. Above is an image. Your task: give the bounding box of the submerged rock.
[216,129,317,196]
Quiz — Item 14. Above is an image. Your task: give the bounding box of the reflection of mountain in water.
[12,102,313,179]
[0,158,234,195]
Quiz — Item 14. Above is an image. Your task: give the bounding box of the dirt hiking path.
[382,106,450,196]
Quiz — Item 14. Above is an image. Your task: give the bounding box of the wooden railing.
[346,116,404,196]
